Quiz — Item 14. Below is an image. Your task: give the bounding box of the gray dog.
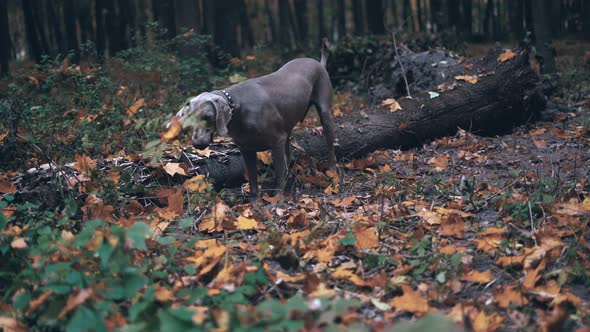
[176,39,336,197]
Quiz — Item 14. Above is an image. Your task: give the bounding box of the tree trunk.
[153,0,176,38]
[547,0,561,38]
[175,0,199,32]
[213,0,240,56]
[317,0,326,39]
[46,1,65,55]
[0,0,9,77]
[278,0,292,47]
[294,0,308,42]
[416,0,424,32]
[366,0,385,34]
[583,0,590,40]
[78,0,94,47]
[64,0,79,62]
[532,0,556,74]
[403,0,413,32]
[95,1,106,60]
[523,0,533,32]
[508,0,524,41]
[190,48,548,188]
[22,0,43,62]
[336,0,346,39]
[461,0,472,39]
[238,0,255,47]
[447,0,460,32]
[352,0,364,35]
[202,0,216,36]
[483,0,493,39]
[430,0,442,32]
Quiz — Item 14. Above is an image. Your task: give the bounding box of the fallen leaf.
[0,316,27,332]
[236,215,259,230]
[331,196,356,207]
[461,269,493,284]
[25,290,53,316]
[455,75,478,84]
[494,284,529,308]
[154,285,174,302]
[10,237,27,249]
[57,289,93,319]
[390,284,430,314]
[183,175,208,193]
[523,259,546,290]
[163,162,187,176]
[257,151,272,165]
[497,50,517,62]
[126,98,145,116]
[162,115,182,142]
[0,178,16,194]
[381,98,402,112]
[331,268,370,287]
[74,154,97,174]
[353,227,380,250]
[190,306,209,325]
[418,209,442,225]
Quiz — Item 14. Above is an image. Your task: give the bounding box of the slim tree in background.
[64,0,79,62]
[238,0,255,47]
[430,0,442,33]
[0,0,9,77]
[508,0,524,41]
[584,0,590,40]
[317,0,327,39]
[213,0,240,56]
[352,0,365,35]
[366,0,385,35]
[461,0,472,39]
[22,0,43,62]
[174,0,199,32]
[294,0,308,42]
[336,0,346,39]
[532,0,556,74]
[46,1,65,55]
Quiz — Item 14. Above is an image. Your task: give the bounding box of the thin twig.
[391,31,412,98]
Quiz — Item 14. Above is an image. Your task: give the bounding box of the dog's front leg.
[272,142,288,194]
[242,150,259,200]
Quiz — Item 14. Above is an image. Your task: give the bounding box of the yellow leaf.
[331,196,356,207]
[0,129,9,143]
[331,268,370,287]
[162,115,182,142]
[183,175,208,193]
[461,269,493,284]
[236,215,259,230]
[455,75,478,84]
[497,50,517,62]
[154,285,174,302]
[257,151,272,165]
[353,227,380,250]
[417,209,442,225]
[57,289,93,319]
[494,284,529,308]
[381,98,402,112]
[11,237,27,249]
[390,284,430,314]
[163,162,187,176]
[126,98,145,116]
[74,154,97,174]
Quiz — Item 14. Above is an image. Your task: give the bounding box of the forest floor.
[0,40,589,331]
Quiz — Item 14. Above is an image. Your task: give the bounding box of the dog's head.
[176,92,232,149]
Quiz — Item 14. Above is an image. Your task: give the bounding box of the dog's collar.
[219,89,235,117]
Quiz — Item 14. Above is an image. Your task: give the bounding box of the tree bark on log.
[193,48,547,188]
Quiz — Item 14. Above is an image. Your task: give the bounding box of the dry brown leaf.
[236,215,259,230]
[257,151,272,165]
[331,268,370,287]
[162,115,182,142]
[331,196,356,207]
[10,237,27,249]
[461,269,493,284]
[494,284,529,308]
[183,175,208,193]
[0,178,16,194]
[0,316,27,332]
[417,209,442,225]
[389,284,430,314]
[57,289,93,319]
[523,259,546,290]
[126,98,145,117]
[154,285,174,302]
[353,227,380,250]
[190,306,209,325]
[497,50,517,62]
[381,98,403,112]
[163,162,187,176]
[25,290,53,316]
[455,75,478,84]
[74,154,97,174]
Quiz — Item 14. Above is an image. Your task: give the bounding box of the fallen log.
[193,48,547,188]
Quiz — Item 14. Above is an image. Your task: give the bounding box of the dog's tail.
[320,38,329,68]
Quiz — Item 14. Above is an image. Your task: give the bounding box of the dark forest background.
[1,0,590,78]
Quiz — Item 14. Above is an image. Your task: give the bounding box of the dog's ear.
[213,97,231,136]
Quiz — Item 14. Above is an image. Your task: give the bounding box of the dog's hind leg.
[272,139,288,193]
[315,101,337,170]
[242,150,259,199]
